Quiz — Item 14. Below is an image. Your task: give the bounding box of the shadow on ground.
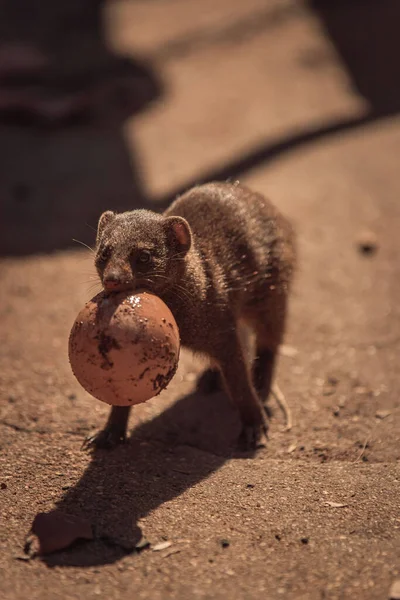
[45,385,252,567]
[1,0,399,255]
[158,0,400,206]
[0,0,162,256]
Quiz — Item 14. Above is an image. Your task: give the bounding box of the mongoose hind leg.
[249,298,292,430]
[252,347,277,416]
[215,331,268,451]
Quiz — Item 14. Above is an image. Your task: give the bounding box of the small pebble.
[279,345,298,358]
[325,501,349,508]
[375,410,391,420]
[356,231,378,256]
[152,541,172,552]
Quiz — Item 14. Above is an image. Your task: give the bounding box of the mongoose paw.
[237,422,268,452]
[81,426,127,451]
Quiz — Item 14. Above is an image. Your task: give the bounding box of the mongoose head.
[95,209,192,295]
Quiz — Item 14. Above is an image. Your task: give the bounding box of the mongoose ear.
[96,211,115,244]
[165,216,192,254]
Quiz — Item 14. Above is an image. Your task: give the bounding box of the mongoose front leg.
[217,334,269,451]
[82,406,131,451]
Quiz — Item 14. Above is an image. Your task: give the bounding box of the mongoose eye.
[138,250,151,264]
[99,246,112,262]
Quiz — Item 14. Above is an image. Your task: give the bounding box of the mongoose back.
[86,181,296,451]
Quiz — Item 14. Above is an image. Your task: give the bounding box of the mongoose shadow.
[0,0,162,256]
[44,383,252,568]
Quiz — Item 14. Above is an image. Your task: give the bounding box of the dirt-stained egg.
[68,291,180,406]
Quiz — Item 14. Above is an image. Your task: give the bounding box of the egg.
[68,291,180,406]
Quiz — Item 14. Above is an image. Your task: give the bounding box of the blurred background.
[0,0,399,255]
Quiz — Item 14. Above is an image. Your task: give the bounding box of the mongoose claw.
[81,426,127,451]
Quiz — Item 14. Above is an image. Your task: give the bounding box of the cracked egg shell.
[68,291,180,406]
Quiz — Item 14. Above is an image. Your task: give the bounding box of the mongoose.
[85,181,296,451]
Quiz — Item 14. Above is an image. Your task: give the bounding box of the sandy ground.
[0,1,399,599]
